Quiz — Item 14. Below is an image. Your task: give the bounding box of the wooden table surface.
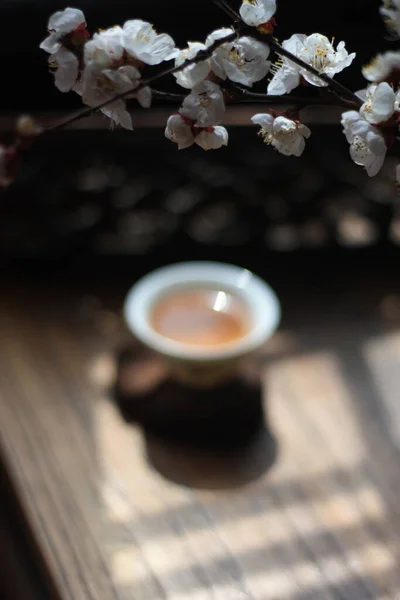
[1,268,400,600]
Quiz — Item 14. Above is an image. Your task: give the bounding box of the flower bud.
[16,115,43,138]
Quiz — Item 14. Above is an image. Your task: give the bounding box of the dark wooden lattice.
[0,126,398,260]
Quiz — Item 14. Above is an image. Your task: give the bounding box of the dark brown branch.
[152,86,360,110]
[152,89,186,102]
[213,0,241,23]
[221,82,360,110]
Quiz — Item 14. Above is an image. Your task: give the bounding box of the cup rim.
[124,261,281,362]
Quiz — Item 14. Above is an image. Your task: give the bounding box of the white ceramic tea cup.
[124,261,280,386]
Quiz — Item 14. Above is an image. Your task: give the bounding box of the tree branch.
[152,85,360,110]
[152,89,186,102]
[49,0,362,132]
[51,29,238,131]
[221,82,360,110]
[213,0,363,108]
[213,0,241,23]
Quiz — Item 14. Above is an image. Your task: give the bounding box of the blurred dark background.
[0,0,398,272]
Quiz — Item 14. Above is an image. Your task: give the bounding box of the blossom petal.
[350,135,386,176]
[274,133,305,157]
[267,65,300,95]
[85,27,125,68]
[266,33,305,95]
[123,20,176,65]
[102,102,133,131]
[40,32,63,53]
[239,0,276,27]
[272,116,306,156]
[283,33,307,54]
[180,81,225,127]
[210,36,270,87]
[141,33,177,64]
[342,111,387,177]
[205,28,235,48]
[362,51,400,83]
[137,86,152,108]
[380,2,400,38]
[251,113,274,130]
[356,88,368,101]
[360,82,396,124]
[298,123,311,139]
[195,126,229,150]
[365,128,387,155]
[252,114,310,157]
[205,28,235,81]
[174,42,209,89]
[52,47,79,92]
[102,68,137,93]
[48,8,85,32]
[165,114,194,149]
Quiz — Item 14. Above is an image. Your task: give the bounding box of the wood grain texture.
[1,275,400,600]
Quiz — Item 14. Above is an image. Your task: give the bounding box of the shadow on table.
[144,428,277,490]
[113,343,278,489]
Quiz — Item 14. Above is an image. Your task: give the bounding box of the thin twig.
[222,82,360,110]
[213,0,241,22]
[153,85,359,110]
[152,89,186,102]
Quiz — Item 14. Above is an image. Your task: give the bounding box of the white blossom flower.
[300,34,356,86]
[165,114,195,149]
[359,82,397,124]
[40,7,86,54]
[380,0,400,38]
[80,27,151,129]
[173,42,210,89]
[180,81,225,127]
[239,0,276,27]
[81,65,151,130]
[50,47,79,92]
[268,33,355,94]
[206,29,270,87]
[341,111,387,176]
[16,115,42,138]
[251,113,311,156]
[165,115,229,151]
[362,50,400,83]
[84,27,124,69]
[123,20,177,66]
[195,126,229,150]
